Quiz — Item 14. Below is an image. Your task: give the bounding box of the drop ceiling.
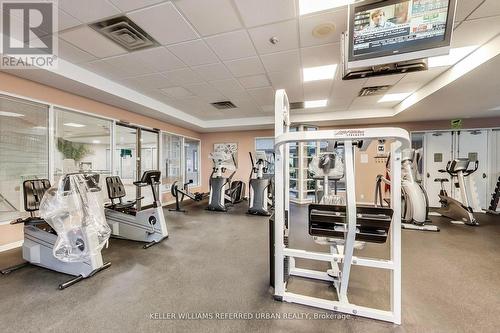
[1,0,500,132]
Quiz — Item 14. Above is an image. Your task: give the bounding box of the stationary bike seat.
[434,178,449,183]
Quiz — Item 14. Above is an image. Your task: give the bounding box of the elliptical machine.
[248,151,274,216]
[375,149,439,232]
[1,173,112,289]
[434,158,479,226]
[105,170,168,248]
[207,151,245,212]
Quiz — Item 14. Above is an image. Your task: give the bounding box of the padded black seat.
[434,178,449,183]
[308,204,393,243]
[106,176,137,210]
[11,179,51,226]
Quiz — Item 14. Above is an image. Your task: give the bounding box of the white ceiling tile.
[134,47,186,72]
[210,78,245,95]
[175,0,242,36]
[268,71,303,101]
[81,60,124,80]
[451,16,500,49]
[160,86,195,98]
[247,86,275,106]
[185,83,226,100]
[349,96,382,110]
[222,90,254,102]
[329,97,352,108]
[238,74,270,89]
[303,80,333,100]
[301,43,340,67]
[205,30,256,61]
[299,9,347,48]
[57,9,82,31]
[59,0,120,23]
[260,49,300,73]
[102,53,156,77]
[399,67,448,86]
[109,0,165,12]
[387,82,422,94]
[261,105,274,113]
[233,0,296,27]
[224,57,265,77]
[58,39,97,64]
[249,20,299,55]
[454,0,483,22]
[331,79,366,100]
[191,63,233,81]
[283,86,303,102]
[163,68,204,85]
[268,70,302,88]
[469,1,500,20]
[123,73,174,90]
[167,39,219,66]
[128,2,198,45]
[364,74,406,87]
[60,26,126,58]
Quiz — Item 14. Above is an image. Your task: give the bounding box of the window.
[161,133,182,191]
[0,95,49,222]
[255,137,275,174]
[54,108,112,202]
[184,139,200,186]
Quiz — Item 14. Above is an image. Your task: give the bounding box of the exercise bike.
[1,173,111,289]
[105,170,168,248]
[375,149,439,232]
[169,179,208,213]
[248,151,274,216]
[207,151,245,212]
[434,158,479,226]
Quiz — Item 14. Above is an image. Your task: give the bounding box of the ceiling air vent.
[211,101,237,110]
[289,102,304,110]
[358,85,392,97]
[90,16,159,51]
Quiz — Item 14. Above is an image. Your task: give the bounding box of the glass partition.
[54,108,112,202]
[161,133,182,192]
[115,124,138,201]
[184,139,200,186]
[0,95,49,222]
[140,129,159,203]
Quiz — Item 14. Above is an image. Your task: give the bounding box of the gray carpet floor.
[0,200,499,333]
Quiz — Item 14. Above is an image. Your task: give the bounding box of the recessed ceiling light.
[92,140,101,144]
[305,100,328,108]
[0,111,24,117]
[64,123,86,128]
[428,46,478,68]
[299,0,355,15]
[378,93,411,103]
[303,64,337,82]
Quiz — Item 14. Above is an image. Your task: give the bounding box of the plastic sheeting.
[39,174,111,262]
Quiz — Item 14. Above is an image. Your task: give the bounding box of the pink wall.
[200,130,273,194]
[0,72,202,247]
[0,72,200,139]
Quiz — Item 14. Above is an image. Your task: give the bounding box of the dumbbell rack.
[487,176,500,215]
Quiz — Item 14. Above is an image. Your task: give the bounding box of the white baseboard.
[0,240,23,252]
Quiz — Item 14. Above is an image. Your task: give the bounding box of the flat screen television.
[346,0,457,68]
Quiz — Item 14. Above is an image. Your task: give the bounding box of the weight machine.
[270,89,409,324]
